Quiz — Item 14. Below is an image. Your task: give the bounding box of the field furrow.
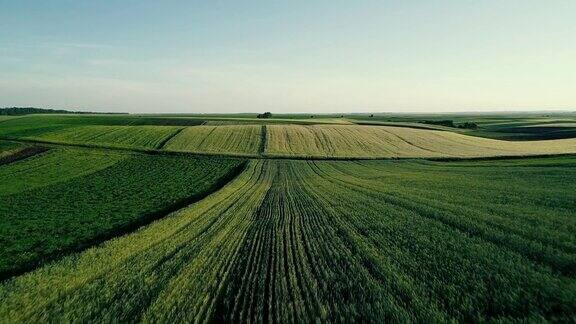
[299,160,576,320]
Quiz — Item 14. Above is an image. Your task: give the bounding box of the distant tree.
[256,112,272,119]
[310,115,314,118]
[370,114,374,118]
[0,107,78,115]
[0,107,118,115]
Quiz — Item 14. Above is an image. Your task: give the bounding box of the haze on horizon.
[1,1,575,114]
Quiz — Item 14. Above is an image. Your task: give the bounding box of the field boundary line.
[155,127,186,150]
[258,125,267,156]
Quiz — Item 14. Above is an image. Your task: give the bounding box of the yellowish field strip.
[164,125,262,155]
[265,125,576,158]
[9,122,576,159]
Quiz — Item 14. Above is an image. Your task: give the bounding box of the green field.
[0,148,245,279]
[0,113,575,322]
[0,116,20,123]
[30,125,183,149]
[164,125,263,155]
[0,148,126,195]
[0,157,574,321]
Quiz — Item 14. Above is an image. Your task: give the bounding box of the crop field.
[0,115,204,140]
[0,148,245,279]
[0,157,574,322]
[265,124,576,158]
[30,125,183,149]
[1,113,575,322]
[2,115,576,158]
[164,125,263,155]
[347,112,576,140]
[0,118,72,138]
[0,148,126,196]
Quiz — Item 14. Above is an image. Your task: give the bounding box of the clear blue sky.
[1,1,575,113]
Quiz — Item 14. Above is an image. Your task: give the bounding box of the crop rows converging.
[1,157,574,322]
[0,148,245,280]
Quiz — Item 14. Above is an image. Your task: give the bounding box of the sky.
[1,1,575,113]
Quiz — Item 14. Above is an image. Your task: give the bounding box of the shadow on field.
[0,146,50,166]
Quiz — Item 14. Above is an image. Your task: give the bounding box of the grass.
[0,141,24,158]
[0,157,574,321]
[470,122,576,140]
[0,117,72,138]
[0,148,245,279]
[0,140,23,152]
[164,125,263,155]
[0,115,205,139]
[30,125,184,149]
[265,124,576,158]
[0,116,20,123]
[0,148,126,195]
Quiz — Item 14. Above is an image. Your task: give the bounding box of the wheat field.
[265,124,576,158]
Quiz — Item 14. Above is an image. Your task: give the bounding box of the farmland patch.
[1,157,574,321]
[265,124,576,158]
[0,152,245,279]
[164,125,262,155]
[31,125,183,149]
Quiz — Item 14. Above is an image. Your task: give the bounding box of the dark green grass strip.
[468,126,576,141]
[351,120,454,131]
[0,146,49,166]
[0,156,247,282]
